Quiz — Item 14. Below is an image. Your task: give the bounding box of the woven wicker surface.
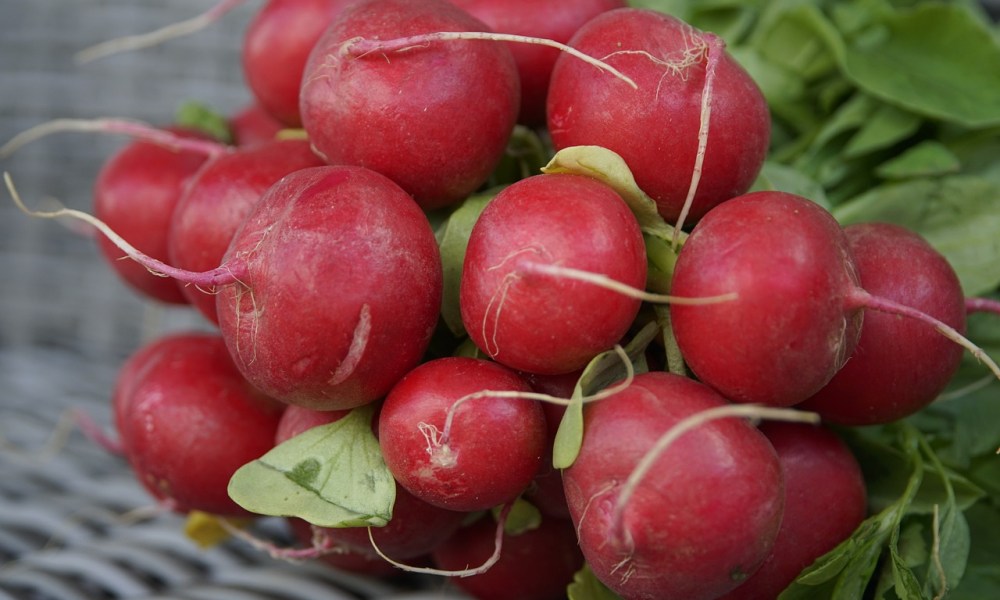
[0,2,466,598]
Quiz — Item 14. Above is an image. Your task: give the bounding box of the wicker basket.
[0,2,465,598]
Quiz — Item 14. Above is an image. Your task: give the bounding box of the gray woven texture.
[0,2,463,598]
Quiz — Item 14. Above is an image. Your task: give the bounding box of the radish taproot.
[168,138,325,323]
[797,222,967,425]
[669,190,1000,408]
[546,7,770,228]
[377,357,547,512]
[459,173,647,375]
[563,371,785,600]
[113,332,284,516]
[300,0,520,210]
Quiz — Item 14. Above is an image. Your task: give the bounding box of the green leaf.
[227,404,395,528]
[487,125,550,187]
[436,191,496,337]
[541,145,679,243]
[832,175,1000,296]
[567,564,622,600]
[552,321,660,469]
[494,497,542,536]
[837,4,1000,127]
[875,141,962,180]
[750,161,831,209]
[174,100,234,144]
[843,103,922,158]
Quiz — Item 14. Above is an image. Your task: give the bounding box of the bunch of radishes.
[7,1,1000,599]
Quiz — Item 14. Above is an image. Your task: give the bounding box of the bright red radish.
[94,127,214,304]
[242,0,357,126]
[460,173,646,375]
[448,0,625,126]
[213,165,443,411]
[168,138,324,323]
[719,422,867,600]
[299,0,520,210]
[547,8,770,226]
[377,357,547,512]
[563,371,785,600]
[113,332,284,516]
[798,222,967,425]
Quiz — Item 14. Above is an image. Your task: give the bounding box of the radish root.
[0,118,228,160]
[340,32,638,90]
[75,0,247,64]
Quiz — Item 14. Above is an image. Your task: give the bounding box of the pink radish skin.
[114,332,284,516]
[460,173,646,375]
[546,8,769,224]
[720,422,867,600]
[563,371,785,600]
[299,0,520,210]
[227,102,286,147]
[93,127,213,304]
[670,191,864,407]
[242,0,357,126]
[215,165,443,411]
[377,357,547,512]
[168,138,324,323]
[798,222,967,425]
[448,0,625,126]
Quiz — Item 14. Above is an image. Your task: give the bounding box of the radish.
[213,165,443,410]
[8,165,442,411]
[798,222,967,424]
[431,514,585,600]
[113,332,284,516]
[562,371,785,600]
[274,406,466,562]
[242,0,357,126]
[377,356,547,512]
[227,101,286,147]
[168,138,325,323]
[299,0,521,210]
[448,0,626,126]
[719,422,867,600]
[669,190,1000,408]
[459,173,647,375]
[546,8,770,228]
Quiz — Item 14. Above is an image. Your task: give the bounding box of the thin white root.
[342,32,637,90]
[0,118,227,160]
[672,33,723,246]
[75,0,247,64]
[519,262,737,306]
[367,503,512,576]
[610,404,820,536]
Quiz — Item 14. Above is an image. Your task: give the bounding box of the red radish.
[227,102,286,147]
[377,357,547,512]
[460,173,646,375]
[93,127,216,304]
[797,222,967,425]
[168,138,325,323]
[299,0,520,210]
[563,371,785,600]
[431,515,585,600]
[213,165,443,410]
[669,191,1000,408]
[670,191,863,407]
[448,0,625,126]
[719,422,867,600]
[547,8,770,226]
[242,0,357,126]
[113,332,284,516]
[287,518,399,577]
[274,405,467,561]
